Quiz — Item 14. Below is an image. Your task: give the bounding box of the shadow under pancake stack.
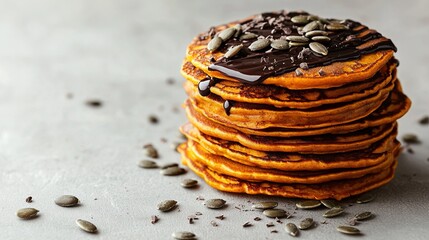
[179,10,411,200]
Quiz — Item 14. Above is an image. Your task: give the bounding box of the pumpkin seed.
[402,134,420,144]
[76,219,97,233]
[161,163,179,169]
[305,30,329,37]
[285,223,299,237]
[218,27,236,41]
[354,211,373,221]
[298,218,314,230]
[337,226,360,235]
[143,144,158,158]
[320,199,340,209]
[323,207,344,218]
[160,166,186,176]
[289,42,308,47]
[16,208,39,219]
[233,24,242,37]
[312,36,331,42]
[172,231,196,240]
[296,200,321,209]
[181,179,198,188]
[291,15,309,24]
[207,36,222,52]
[302,21,320,33]
[309,42,328,55]
[326,23,349,31]
[263,209,289,218]
[307,15,319,21]
[55,195,79,207]
[419,116,429,125]
[138,160,158,169]
[224,44,243,59]
[252,201,278,210]
[157,200,177,212]
[270,40,289,50]
[240,32,258,40]
[248,39,271,51]
[285,36,309,43]
[356,193,374,204]
[204,199,226,209]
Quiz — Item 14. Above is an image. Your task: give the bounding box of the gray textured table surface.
[1,0,428,239]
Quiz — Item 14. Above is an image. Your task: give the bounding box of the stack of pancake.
[178,11,411,200]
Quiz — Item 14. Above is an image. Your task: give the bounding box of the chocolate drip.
[223,100,234,115]
[198,78,218,96]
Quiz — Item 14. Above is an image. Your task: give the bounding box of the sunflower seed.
[305,30,329,37]
[302,21,320,33]
[285,223,299,237]
[270,40,289,50]
[296,200,321,209]
[143,144,158,158]
[356,193,375,204]
[157,200,177,212]
[285,36,309,43]
[207,36,222,52]
[295,68,303,76]
[16,208,39,219]
[224,44,243,59]
[240,32,258,40]
[298,218,314,230]
[337,226,360,235]
[289,42,308,47]
[25,196,32,203]
[323,207,344,218]
[354,211,373,221]
[291,15,309,24]
[160,166,186,176]
[252,201,278,210]
[309,42,328,55]
[151,215,159,224]
[242,222,252,228]
[138,160,158,169]
[326,23,349,31]
[76,219,97,233]
[204,199,226,209]
[263,209,289,218]
[218,27,236,41]
[249,39,271,51]
[320,199,340,209]
[419,116,429,125]
[402,134,420,144]
[181,179,198,188]
[172,231,196,240]
[161,163,179,169]
[312,36,331,42]
[55,195,79,207]
[299,62,309,70]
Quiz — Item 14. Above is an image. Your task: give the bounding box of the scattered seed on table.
[252,201,278,210]
[356,193,375,204]
[161,163,179,169]
[148,115,159,124]
[204,199,226,209]
[354,211,373,221]
[419,116,429,125]
[16,208,39,219]
[298,218,314,230]
[263,209,289,218]
[143,144,159,158]
[160,166,186,176]
[215,215,225,220]
[266,222,275,227]
[402,134,420,144]
[321,199,340,209]
[285,223,299,237]
[172,231,196,240]
[181,179,198,188]
[296,200,321,209]
[76,219,97,233]
[157,200,178,212]
[151,215,159,224]
[242,222,253,228]
[254,217,262,221]
[323,207,344,218]
[85,100,102,108]
[337,225,360,235]
[138,160,158,169]
[25,196,32,203]
[55,195,79,207]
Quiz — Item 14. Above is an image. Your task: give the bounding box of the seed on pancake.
[224,44,243,59]
[204,199,226,209]
[249,39,271,51]
[55,195,79,207]
[354,211,373,221]
[207,36,222,52]
[16,208,39,219]
[285,223,299,237]
[143,144,158,159]
[157,200,177,212]
[419,116,429,125]
[295,68,303,76]
[291,15,309,24]
[402,133,420,144]
[356,193,375,204]
[337,226,360,235]
[208,27,216,38]
[326,23,349,31]
[305,30,329,37]
[302,21,320,33]
[138,160,158,169]
[286,35,309,43]
[321,199,340,209]
[240,32,258,40]
[252,201,278,210]
[218,27,236,41]
[299,62,309,70]
[270,39,289,50]
[323,207,344,218]
[76,219,97,233]
[298,218,314,230]
[296,200,321,209]
[160,166,186,176]
[307,15,319,21]
[181,179,198,188]
[289,42,308,47]
[318,68,326,76]
[233,24,242,38]
[312,36,331,42]
[172,231,196,240]
[309,42,328,55]
[263,209,289,218]
[161,163,178,169]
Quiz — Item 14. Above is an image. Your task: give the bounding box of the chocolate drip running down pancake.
[180,10,410,200]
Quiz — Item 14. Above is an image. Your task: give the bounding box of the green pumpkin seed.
[296,200,321,209]
[207,36,222,52]
[320,199,341,209]
[160,166,186,176]
[326,23,349,31]
[285,223,299,237]
[307,15,319,21]
[16,208,39,219]
[157,200,177,212]
[218,27,236,41]
[55,195,79,207]
[354,211,373,221]
[172,231,196,240]
[233,24,242,38]
[323,207,344,218]
[402,134,420,144]
[312,36,331,42]
[356,193,375,204]
[76,219,97,233]
[252,201,278,210]
[204,199,226,209]
[248,39,271,51]
[285,36,309,43]
[302,21,320,33]
[181,179,198,188]
[337,226,360,235]
[263,209,289,218]
[289,42,308,47]
[240,32,258,40]
[291,15,309,24]
[309,42,328,55]
[138,160,158,169]
[224,44,243,59]
[270,40,289,50]
[298,218,314,230]
[305,30,329,37]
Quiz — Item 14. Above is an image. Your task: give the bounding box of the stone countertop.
[0,0,428,239]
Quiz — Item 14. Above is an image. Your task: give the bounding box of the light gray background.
[0,0,428,239]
